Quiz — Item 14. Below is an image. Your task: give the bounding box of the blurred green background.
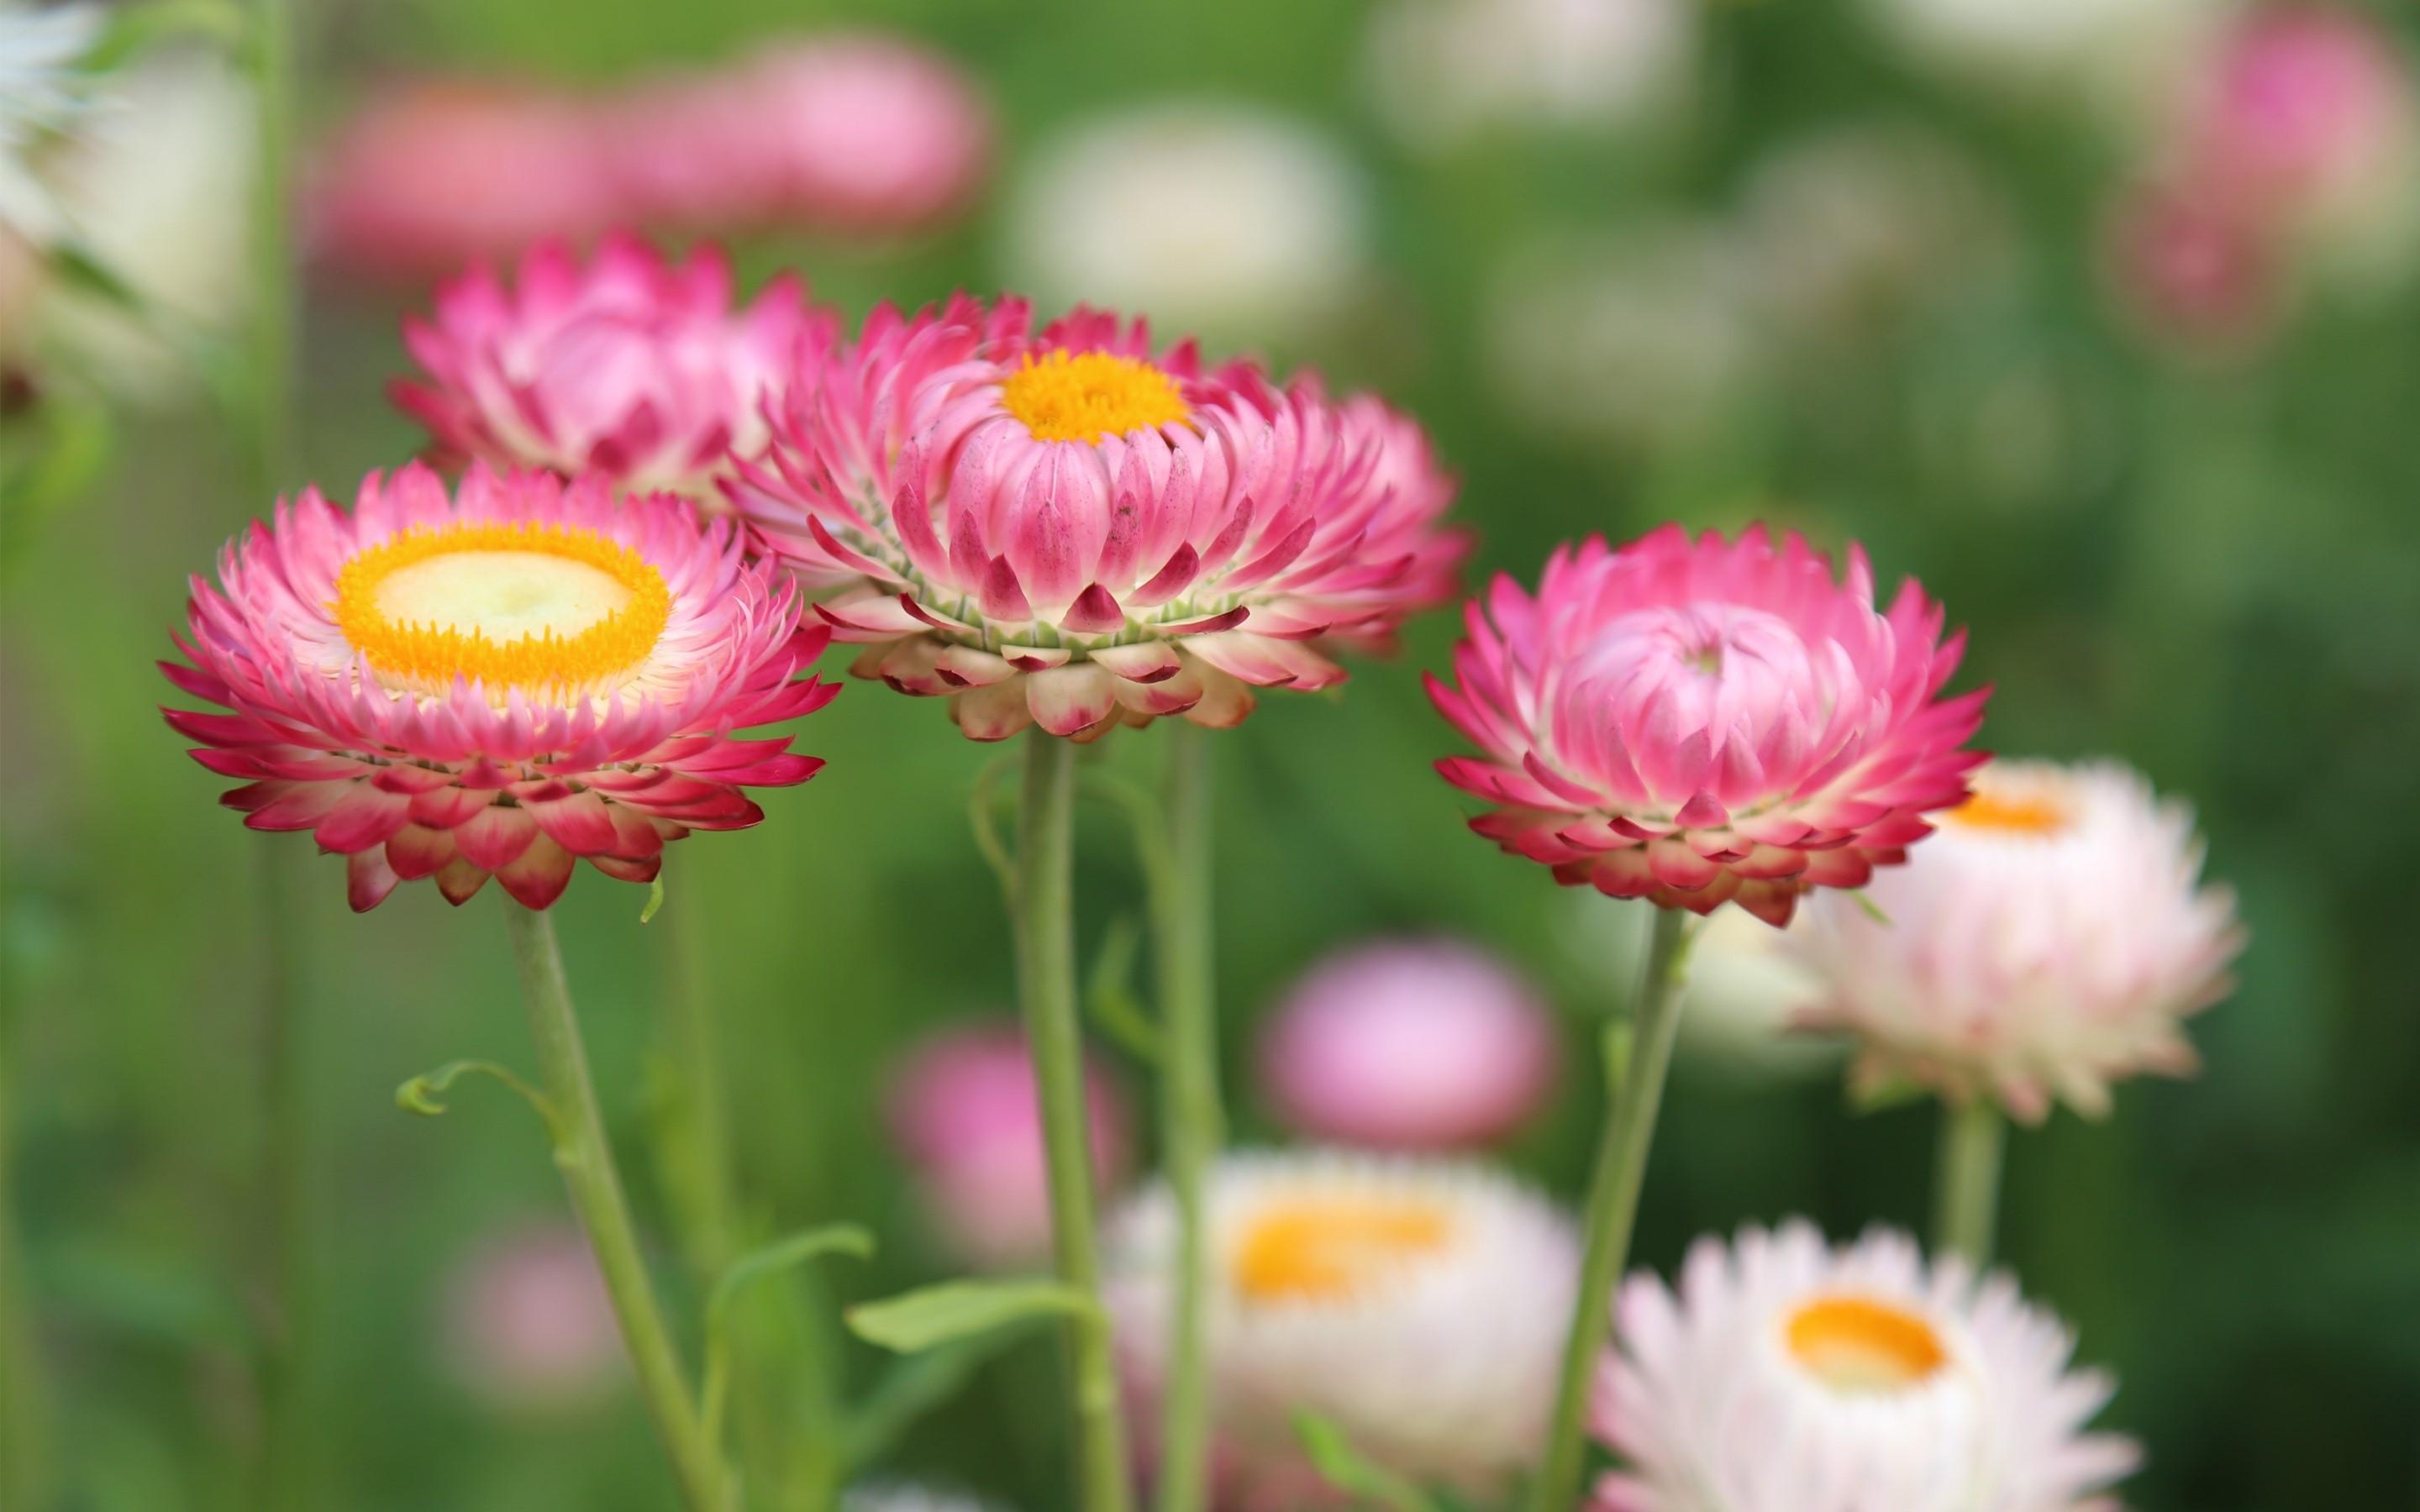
[5,0,2420,1509]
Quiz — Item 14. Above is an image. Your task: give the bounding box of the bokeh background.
[5,0,2419,1508]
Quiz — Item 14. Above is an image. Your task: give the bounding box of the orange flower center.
[334,522,671,694]
[1785,1295,1949,1394]
[1000,350,1190,444]
[1945,787,2070,836]
[1230,1195,1455,1304]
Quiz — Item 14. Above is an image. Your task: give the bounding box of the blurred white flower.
[1791,759,2243,1122]
[1865,0,2221,116]
[1484,222,1761,453]
[1002,102,1367,349]
[1108,1150,1576,1506]
[1735,122,2015,344]
[22,48,254,402]
[1362,0,1695,154]
[844,1487,1005,1512]
[0,3,106,243]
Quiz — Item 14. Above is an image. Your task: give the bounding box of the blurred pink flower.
[886,1024,1134,1268]
[1259,938,1557,1150]
[2175,7,2420,242]
[606,36,990,237]
[309,81,624,280]
[392,234,834,504]
[1430,526,1986,927]
[2102,183,2284,354]
[738,297,1465,742]
[441,1221,623,1410]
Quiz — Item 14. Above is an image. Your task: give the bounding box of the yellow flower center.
[1945,787,2070,836]
[999,350,1190,444]
[1785,1295,1949,1394]
[333,522,671,694]
[1230,1195,1455,1304]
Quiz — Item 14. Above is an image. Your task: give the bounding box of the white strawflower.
[1107,1150,1577,1502]
[1002,101,1368,349]
[0,3,107,242]
[1483,222,1761,453]
[1594,1222,2140,1512]
[1864,0,2223,118]
[1362,0,1697,154]
[1792,759,2244,1121]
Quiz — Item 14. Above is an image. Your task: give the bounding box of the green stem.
[1933,1100,2005,1266]
[1148,726,1219,1512]
[503,903,722,1512]
[0,1017,50,1511]
[245,0,309,1505]
[1012,730,1133,1512]
[1528,907,1694,1512]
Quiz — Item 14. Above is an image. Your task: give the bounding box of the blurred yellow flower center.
[1231,1195,1455,1303]
[334,522,671,692]
[1001,350,1190,444]
[1786,1295,1948,1393]
[1947,788,2070,836]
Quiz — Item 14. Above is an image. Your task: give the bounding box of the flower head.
[1430,525,1987,927]
[393,235,832,505]
[307,81,626,280]
[1107,1150,1576,1502]
[1593,1221,2139,1512]
[886,1023,1133,1268]
[162,463,834,911]
[737,297,1465,741]
[1791,758,2242,1121]
[1258,937,1557,1151]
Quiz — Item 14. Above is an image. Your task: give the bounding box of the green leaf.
[1085,911,1160,1064]
[701,1224,876,1459]
[1849,890,1894,927]
[845,1278,1100,1354]
[394,1059,558,1137]
[639,874,666,924]
[1294,1412,1441,1512]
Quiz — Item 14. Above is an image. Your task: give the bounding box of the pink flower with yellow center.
[392,235,834,506]
[735,297,1465,741]
[162,463,834,911]
[1430,525,1987,927]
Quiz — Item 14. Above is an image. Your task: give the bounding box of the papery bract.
[1791,758,2242,1121]
[1592,1222,2139,1512]
[392,234,833,504]
[162,463,834,911]
[738,297,1465,741]
[1430,525,1986,926]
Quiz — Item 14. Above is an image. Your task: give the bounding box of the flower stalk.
[1148,724,1222,1512]
[1934,1099,2006,1265]
[1529,906,1695,1512]
[1012,729,1133,1512]
[504,903,723,1512]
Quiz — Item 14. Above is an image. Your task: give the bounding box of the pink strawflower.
[308,81,625,281]
[1429,525,1987,927]
[603,35,990,238]
[392,235,834,506]
[161,464,836,911]
[736,297,1466,741]
[1260,938,1557,1151]
[440,1221,624,1410]
[886,1024,1133,1268]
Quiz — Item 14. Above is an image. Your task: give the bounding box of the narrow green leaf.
[639,874,666,924]
[701,1224,876,1458]
[1085,911,1161,1064]
[845,1278,1099,1354]
[1294,1412,1440,1512]
[839,1330,1034,1468]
